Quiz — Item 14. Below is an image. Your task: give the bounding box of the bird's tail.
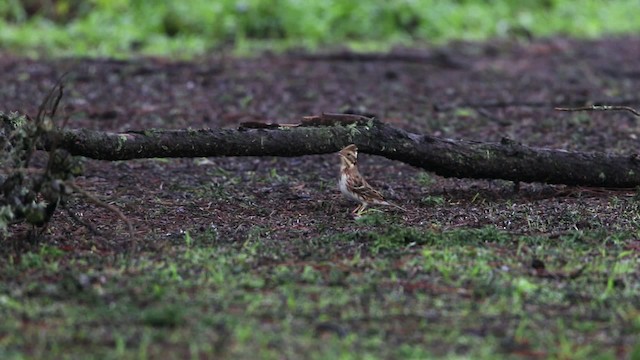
[381,201,407,212]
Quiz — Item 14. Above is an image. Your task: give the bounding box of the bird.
[338,144,406,216]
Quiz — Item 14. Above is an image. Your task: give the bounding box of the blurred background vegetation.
[1,0,639,57]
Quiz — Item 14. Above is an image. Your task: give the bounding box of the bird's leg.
[356,203,368,216]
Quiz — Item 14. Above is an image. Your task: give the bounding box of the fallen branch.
[42,117,640,188]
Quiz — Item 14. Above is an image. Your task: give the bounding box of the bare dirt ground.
[3,37,640,248]
[2,37,640,357]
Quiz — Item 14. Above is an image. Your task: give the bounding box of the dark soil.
[3,37,640,249]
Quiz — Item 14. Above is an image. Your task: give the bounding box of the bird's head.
[338,144,358,169]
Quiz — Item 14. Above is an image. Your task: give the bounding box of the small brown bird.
[338,144,406,216]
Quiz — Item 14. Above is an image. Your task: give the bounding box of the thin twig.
[63,206,103,236]
[66,181,136,251]
[35,80,61,126]
[555,105,640,117]
[436,98,640,111]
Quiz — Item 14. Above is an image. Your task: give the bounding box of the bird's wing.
[350,173,385,202]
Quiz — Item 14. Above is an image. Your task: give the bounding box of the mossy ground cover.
[2,223,639,358]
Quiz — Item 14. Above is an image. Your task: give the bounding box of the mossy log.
[46,119,640,188]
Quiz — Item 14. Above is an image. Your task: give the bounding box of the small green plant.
[453,107,476,118]
[267,168,288,183]
[239,94,253,108]
[420,195,445,206]
[141,305,185,327]
[354,210,389,226]
[416,171,435,187]
[184,231,193,247]
[369,225,424,254]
